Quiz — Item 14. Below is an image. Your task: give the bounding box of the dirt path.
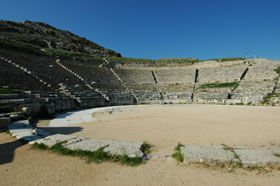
[1,132,280,186]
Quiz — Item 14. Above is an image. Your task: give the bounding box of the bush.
[274,68,280,75]
[172,143,184,162]
[46,30,56,36]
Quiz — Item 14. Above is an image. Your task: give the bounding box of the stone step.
[180,144,280,168]
[30,134,144,158]
[8,120,51,142]
[108,66,138,102]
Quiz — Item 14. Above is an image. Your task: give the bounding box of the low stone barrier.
[179,144,280,168]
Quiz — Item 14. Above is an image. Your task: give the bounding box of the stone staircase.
[0,56,87,104]
[55,59,109,101]
[269,80,280,105]
[263,75,280,105]
[151,70,164,102]
[192,69,199,102]
[0,56,52,88]
[58,83,81,103]
[103,58,139,103]
[225,64,250,104]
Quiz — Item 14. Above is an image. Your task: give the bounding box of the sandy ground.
[40,104,280,155]
[2,104,280,185]
[1,132,280,186]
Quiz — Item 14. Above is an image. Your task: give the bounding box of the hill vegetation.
[0,20,246,64]
[0,20,121,58]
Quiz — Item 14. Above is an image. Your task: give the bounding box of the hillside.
[0,20,121,58]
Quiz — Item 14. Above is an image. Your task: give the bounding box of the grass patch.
[33,142,48,150]
[274,68,280,75]
[0,89,24,94]
[172,151,184,162]
[108,56,153,63]
[108,57,199,66]
[172,143,184,162]
[140,141,152,154]
[174,143,184,151]
[273,152,280,158]
[263,92,279,104]
[32,141,145,166]
[201,57,245,62]
[222,144,243,168]
[43,48,104,61]
[199,82,238,89]
[236,102,245,105]
[117,155,143,166]
[0,39,44,56]
[156,57,199,64]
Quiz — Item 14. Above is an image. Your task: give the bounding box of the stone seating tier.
[0,59,51,92]
[114,69,156,84]
[154,68,195,84]
[198,64,247,84]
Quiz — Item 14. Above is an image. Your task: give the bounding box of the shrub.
[46,30,56,36]
[172,143,184,162]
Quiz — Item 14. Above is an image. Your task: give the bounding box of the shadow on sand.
[0,125,83,165]
[0,135,27,165]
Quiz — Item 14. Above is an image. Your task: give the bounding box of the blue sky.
[0,0,279,60]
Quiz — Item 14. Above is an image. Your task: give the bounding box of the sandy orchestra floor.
[45,104,280,155]
[1,104,280,186]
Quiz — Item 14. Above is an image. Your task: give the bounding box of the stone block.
[64,138,111,152]
[104,141,143,158]
[30,134,76,146]
[235,146,280,167]
[181,144,234,165]
[0,117,11,129]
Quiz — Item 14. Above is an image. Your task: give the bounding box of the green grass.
[108,56,153,63]
[199,82,238,89]
[222,144,243,168]
[32,141,145,166]
[236,102,245,105]
[273,152,280,158]
[140,141,152,154]
[263,92,279,104]
[107,57,199,66]
[156,57,199,64]
[201,57,245,62]
[174,143,184,151]
[0,89,24,94]
[43,48,104,61]
[33,142,48,150]
[172,143,184,162]
[172,151,184,162]
[274,68,280,75]
[0,39,44,56]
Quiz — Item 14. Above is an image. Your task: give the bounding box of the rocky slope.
[0,20,121,58]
